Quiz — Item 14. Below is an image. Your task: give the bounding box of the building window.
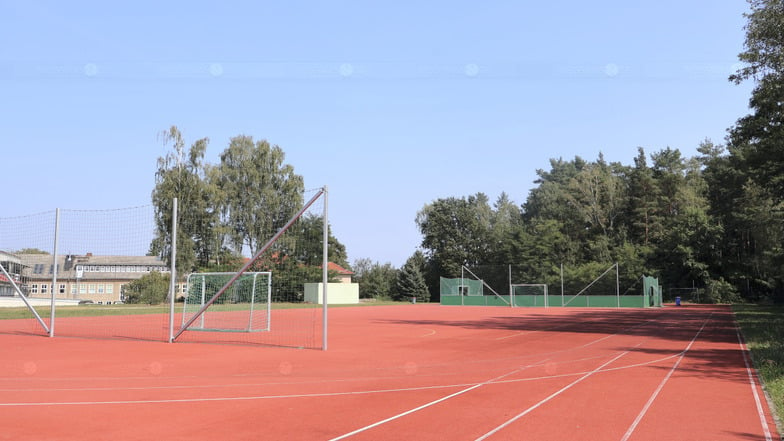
[41,284,48,294]
[59,284,66,294]
[79,284,87,294]
[106,284,114,294]
[71,285,77,295]
[31,284,38,294]
[88,284,96,294]
[98,284,105,294]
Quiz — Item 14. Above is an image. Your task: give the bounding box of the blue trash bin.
[675,296,681,306]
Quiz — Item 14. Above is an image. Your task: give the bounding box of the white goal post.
[510,283,549,307]
[182,271,272,333]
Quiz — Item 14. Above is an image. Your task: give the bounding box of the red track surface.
[0,304,779,440]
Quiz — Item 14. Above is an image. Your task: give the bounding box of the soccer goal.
[173,187,329,349]
[511,284,549,307]
[182,272,272,332]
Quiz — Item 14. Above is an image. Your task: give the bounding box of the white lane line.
[619,313,712,441]
[0,383,488,407]
[495,330,539,340]
[475,349,635,441]
[0,351,687,407]
[327,358,550,441]
[735,325,773,441]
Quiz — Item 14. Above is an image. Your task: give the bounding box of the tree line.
[356,0,784,304]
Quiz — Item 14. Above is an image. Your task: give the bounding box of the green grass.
[0,304,171,319]
[733,304,784,427]
[0,299,407,320]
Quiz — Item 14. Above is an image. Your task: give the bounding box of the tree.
[730,0,784,84]
[352,258,398,299]
[15,248,48,254]
[150,126,222,273]
[213,136,304,255]
[488,192,523,264]
[415,194,494,277]
[726,0,784,301]
[626,147,661,245]
[122,271,170,304]
[288,214,349,268]
[395,257,429,302]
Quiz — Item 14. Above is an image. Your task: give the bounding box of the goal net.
[0,206,163,340]
[511,284,549,307]
[173,187,328,349]
[182,272,271,332]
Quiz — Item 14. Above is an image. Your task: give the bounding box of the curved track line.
[419,328,436,337]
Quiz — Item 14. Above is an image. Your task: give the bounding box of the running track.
[0,304,779,440]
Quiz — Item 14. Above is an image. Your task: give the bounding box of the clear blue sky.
[1,0,755,267]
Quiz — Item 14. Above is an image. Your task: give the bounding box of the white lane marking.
[327,358,551,441]
[475,349,635,441]
[619,313,712,441]
[735,325,773,441]
[0,350,685,405]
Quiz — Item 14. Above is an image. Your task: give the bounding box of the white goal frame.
[510,283,549,307]
[182,271,272,333]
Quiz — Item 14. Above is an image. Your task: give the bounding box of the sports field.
[0,304,779,440]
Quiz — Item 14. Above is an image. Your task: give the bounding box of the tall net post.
[167,197,178,343]
[49,208,60,337]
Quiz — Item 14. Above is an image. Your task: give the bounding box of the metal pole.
[560,263,564,307]
[616,262,620,308]
[460,266,464,306]
[199,277,205,329]
[248,273,257,332]
[321,185,329,351]
[50,208,60,338]
[508,264,512,307]
[168,198,178,343]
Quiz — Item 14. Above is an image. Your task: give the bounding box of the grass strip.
[0,299,406,320]
[733,304,784,431]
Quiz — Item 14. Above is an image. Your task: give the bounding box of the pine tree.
[395,260,429,302]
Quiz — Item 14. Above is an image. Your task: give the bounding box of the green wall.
[441,294,659,308]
